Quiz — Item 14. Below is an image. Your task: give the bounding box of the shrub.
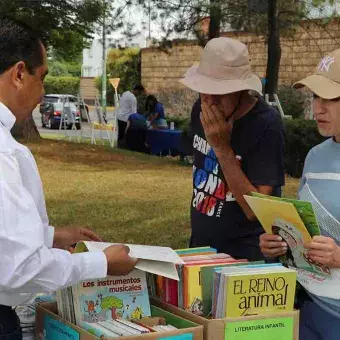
[284,118,325,178]
[95,48,141,105]
[278,85,311,119]
[44,76,80,95]
[49,60,81,77]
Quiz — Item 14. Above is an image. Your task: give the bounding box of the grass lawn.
[25,139,300,250]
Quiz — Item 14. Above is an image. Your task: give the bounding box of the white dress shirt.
[0,102,107,306]
[116,91,137,122]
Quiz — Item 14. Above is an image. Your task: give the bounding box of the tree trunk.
[208,0,221,40]
[265,0,281,98]
[11,115,41,140]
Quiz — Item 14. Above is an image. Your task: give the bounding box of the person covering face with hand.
[260,48,340,340]
[180,38,285,261]
[0,18,137,339]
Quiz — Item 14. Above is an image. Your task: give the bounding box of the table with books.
[35,192,333,340]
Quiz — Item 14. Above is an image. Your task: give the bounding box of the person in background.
[260,48,340,340]
[134,84,148,116]
[145,95,167,129]
[116,85,145,142]
[0,18,137,339]
[180,37,285,261]
[125,111,148,153]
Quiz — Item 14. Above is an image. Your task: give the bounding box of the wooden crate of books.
[36,302,204,340]
[151,299,299,340]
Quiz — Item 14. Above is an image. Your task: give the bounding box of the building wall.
[141,19,340,93]
[82,38,104,77]
[79,77,99,104]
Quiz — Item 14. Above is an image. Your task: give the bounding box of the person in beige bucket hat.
[180,37,263,95]
[260,49,340,340]
[181,37,285,262]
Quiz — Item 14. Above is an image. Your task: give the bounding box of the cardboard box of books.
[149,246,300,340]
[36,302,204,340]
[151,299,299,340]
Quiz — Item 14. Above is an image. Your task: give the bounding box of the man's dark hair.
[133,84,145,92]
[0,18,44,76]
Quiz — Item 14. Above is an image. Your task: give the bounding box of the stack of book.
[212,264,297,318]
[148,247,298,320]
[148,247,251,317]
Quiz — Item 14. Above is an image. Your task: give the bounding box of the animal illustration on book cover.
[244,195,331,277]
[78,269,151,324]
[272,218,330,276]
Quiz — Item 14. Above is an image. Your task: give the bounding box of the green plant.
[49,60,81,77]
[44,76,80,95]
[284,118,325,178]
[95,48,141,105]
[278,85,310,119]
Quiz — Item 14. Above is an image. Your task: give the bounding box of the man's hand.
[200,101,233,152]
[104,245,138,276]
[305,236,340,268]
[53,227,102,249]
[259,233,288,258]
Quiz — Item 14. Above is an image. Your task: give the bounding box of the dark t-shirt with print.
[190,98,285,261]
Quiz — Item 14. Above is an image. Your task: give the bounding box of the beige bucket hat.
[293,49,340,99]
[179,37,262,96]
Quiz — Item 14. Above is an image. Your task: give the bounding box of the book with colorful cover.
[244,194,331,277]
[175,247,217,256]
[183,259,246,316]
[201,260,262,317]
[71,269,151,327]
[214,266,296,318]
[251,192,321,236]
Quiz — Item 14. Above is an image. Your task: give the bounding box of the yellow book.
[224,269,297,317]
[244,195,312,241]
[185,260,245,315]
[244,195,330,274]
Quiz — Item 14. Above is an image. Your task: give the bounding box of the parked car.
[40,101,81,130]
[40,94,89,122]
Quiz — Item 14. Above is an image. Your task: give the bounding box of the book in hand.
[213,265,297,318]
[57,269,151,329]
[74,241,184,281]
[244,193,331,277]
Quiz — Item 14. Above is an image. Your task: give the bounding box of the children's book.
[175,247,217,256]
[57,269,151,328]
[183,259,246,316]
[251,192,321,236]
[244,194,331,277]
[213,266,296,318]
[201,260,261,316]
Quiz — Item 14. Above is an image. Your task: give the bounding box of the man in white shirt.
[0,18,137,338]
[116,85,145,142]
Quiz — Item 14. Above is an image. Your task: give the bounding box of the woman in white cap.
[180,37,285,261]
[260,48,340,339]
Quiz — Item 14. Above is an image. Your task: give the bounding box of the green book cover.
[201,261,264,317]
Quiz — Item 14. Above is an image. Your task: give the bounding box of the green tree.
[136,0,337,96]
[0,0,103,61]
[96,48,141,105]
[0,0,103,139]
[100,296,124,319]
